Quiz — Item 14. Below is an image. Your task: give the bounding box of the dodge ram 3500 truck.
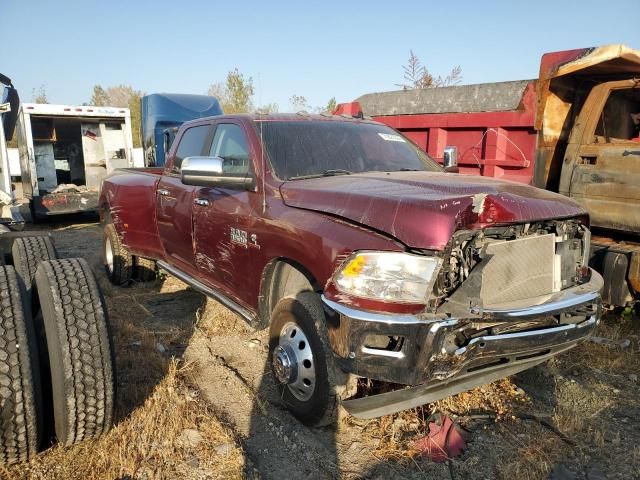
[99,113,603,425]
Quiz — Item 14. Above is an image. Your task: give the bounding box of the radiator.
[480,234,556,306]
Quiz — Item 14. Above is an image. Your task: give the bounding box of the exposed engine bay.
[434,218,591,313]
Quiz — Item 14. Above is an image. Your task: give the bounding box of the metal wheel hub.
[272,344,297,384]
[274,322,316,401]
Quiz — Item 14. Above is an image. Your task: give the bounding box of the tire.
[34,258,115,446]
[268,291,353,427]
[103,223,132,286]
[0,266,43,465]
[12,236,58,293]
[134,256,156,282]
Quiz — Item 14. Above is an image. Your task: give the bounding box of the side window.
[209,124,250,174]
[174,125,210,170]
[594,88,640,143]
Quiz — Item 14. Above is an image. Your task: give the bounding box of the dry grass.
[1,362,245,480]
[350,377,532,463]
[2,278,246,480]
[566,314,639,375]
[195,298,251,338]
[495,430,565,480]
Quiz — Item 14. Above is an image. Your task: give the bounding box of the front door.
[562,80,640,233]
[156,123,212,271]
[192,121,258,305]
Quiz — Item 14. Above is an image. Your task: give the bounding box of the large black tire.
[12,236,58,293]
[268,292,353,427]
[34,258,115,446]
[0,266,43,465]
[103,223,132,286]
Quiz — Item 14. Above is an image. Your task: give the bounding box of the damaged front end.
[322,219,602,419]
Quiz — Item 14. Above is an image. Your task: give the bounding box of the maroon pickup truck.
[99,113,603,425]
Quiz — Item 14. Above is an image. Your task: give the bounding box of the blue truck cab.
[141,93,223,167]
[1,74,19,142]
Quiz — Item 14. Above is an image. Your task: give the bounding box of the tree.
[289,94,310,112]
[31,85,48,103]
[90,85,109,106]
[323,97,337,114]
[207,68,255,113]
[255,102,279,114]
[89,84,144,147]
[397,50,462,90]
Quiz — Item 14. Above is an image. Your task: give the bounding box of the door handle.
[194,198,210,207]
[158,189,170,196]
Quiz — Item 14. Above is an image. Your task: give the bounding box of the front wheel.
[269,292,353,427]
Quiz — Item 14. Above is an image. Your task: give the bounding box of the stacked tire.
[0,235,115,465]
[0,265,42,465]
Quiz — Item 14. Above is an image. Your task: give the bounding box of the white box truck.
[16,103,138,218]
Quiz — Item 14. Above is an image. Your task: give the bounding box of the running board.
[156,260,256,324]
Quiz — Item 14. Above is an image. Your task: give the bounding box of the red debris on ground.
[412,414,467,462]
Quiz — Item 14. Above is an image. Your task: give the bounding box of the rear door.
[156,123,212,271]
[16,110,36,198]
[102,121,129,173]
[562,80,640,232]
[81,123,106,190]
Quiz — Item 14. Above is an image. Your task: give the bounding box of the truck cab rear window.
[174,125,210,170]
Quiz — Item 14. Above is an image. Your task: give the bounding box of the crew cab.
[99,113,603,425]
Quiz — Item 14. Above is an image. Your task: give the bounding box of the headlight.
[334,251,442,303]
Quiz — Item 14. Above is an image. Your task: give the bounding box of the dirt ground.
[4,217,640,479]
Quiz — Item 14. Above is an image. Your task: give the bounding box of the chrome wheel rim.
[105,237,114,274]
[273,321,316,401]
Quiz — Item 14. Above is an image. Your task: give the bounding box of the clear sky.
[2,0,639,111]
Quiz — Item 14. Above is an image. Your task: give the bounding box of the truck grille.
[480,234,556,305]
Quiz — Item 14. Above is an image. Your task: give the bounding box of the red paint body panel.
[100,114,585,317]
[280,171,585,250]
[100,168,164,259]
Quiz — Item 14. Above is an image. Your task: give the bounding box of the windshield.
[255,120,441,180]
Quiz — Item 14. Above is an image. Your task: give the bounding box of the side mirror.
[442,146,459,173]
[181,156,254,190]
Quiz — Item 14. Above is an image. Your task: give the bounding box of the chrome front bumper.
[321,269,603,419]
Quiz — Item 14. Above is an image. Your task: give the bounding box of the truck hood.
[280,171,585,250]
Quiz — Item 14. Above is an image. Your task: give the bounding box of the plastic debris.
[50,183,90,194]
[411,413,466,462]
